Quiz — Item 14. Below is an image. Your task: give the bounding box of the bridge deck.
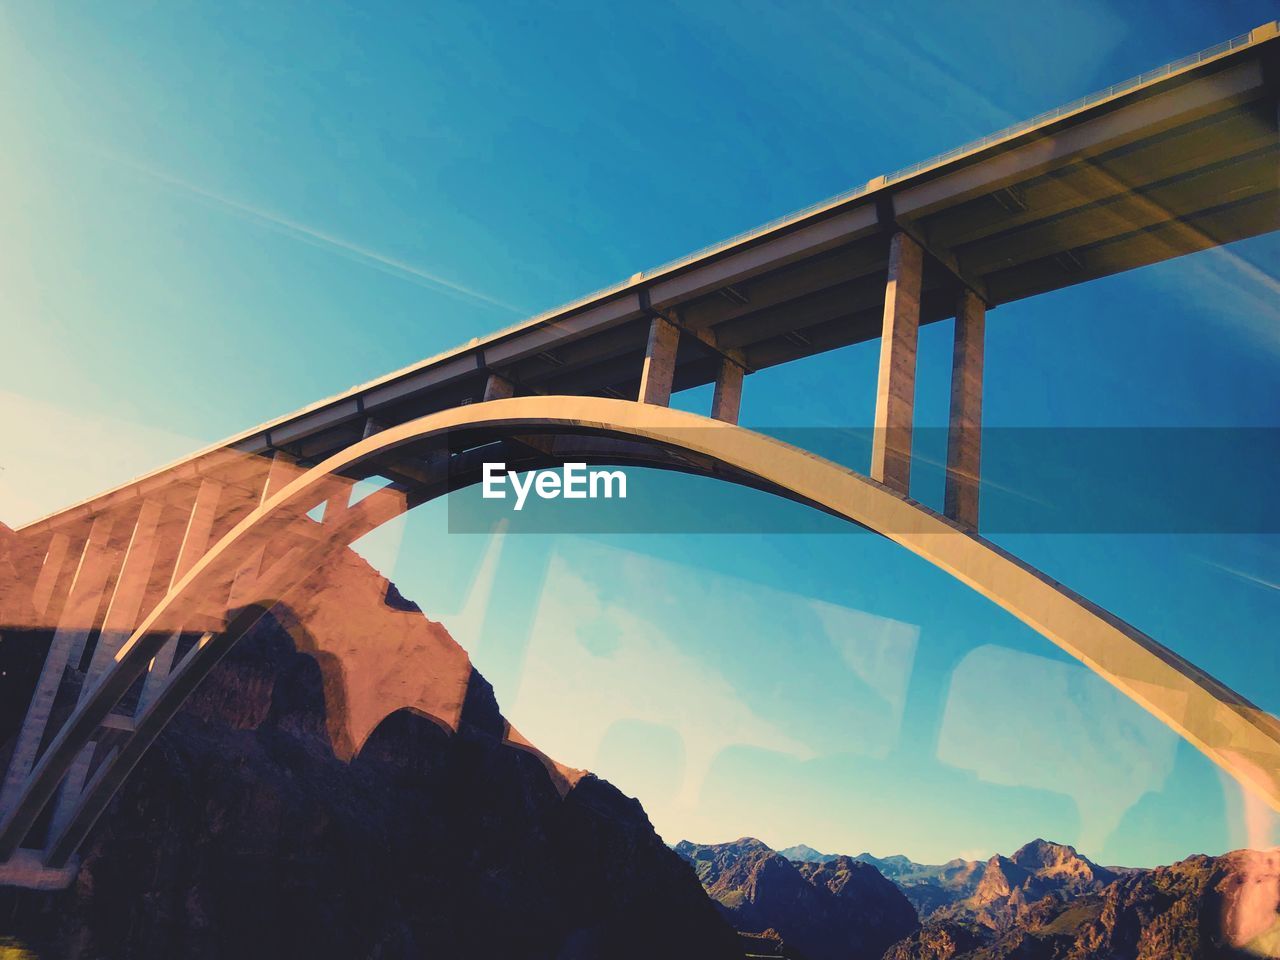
[19,23,1280,533]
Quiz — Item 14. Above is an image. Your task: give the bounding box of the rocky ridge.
[0,545,741,960]
[885,847,1280,959]
[675,837,919,960]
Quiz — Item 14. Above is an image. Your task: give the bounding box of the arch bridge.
[1,24,1277,888]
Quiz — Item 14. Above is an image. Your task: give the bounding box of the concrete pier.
[30,533,72,618]
[870,231,923,493]
[483,373,515,402]
[711,359,744,424]
[638,316,679,406]
[138,479,225,711]
[945,289,986,527]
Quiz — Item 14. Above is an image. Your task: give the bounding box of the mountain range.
[683,836,1280,959]
[888,847,1280,959]
[675,837,918,960]
[3,536,1276,958]
[0,545,741,959]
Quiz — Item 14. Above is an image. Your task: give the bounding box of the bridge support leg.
[0,515,117,817]
[870,231,923,494]
[945,289,985,528]
[638,316,679,406]
[51,500,166,838]
[84,501,165,678]
[139,479,224,712]
[483,373,515,402]
[30,533,72,618]
[711,359,744,424]
[262,451,304,503]
[225,452,301,610]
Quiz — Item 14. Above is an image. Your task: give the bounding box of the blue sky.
[1,1,1277,866]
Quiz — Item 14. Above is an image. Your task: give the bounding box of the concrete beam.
[314,476,355,529]
[232,452,302,608]
[138,479,224,713]
[31,533,72,619]
[671,316,747,370]
[169,480,223,590]
[711,359,744,424]
[86,500,165,678]
[870,231,924,493]
[482,372,515,402]
[637,316,679,406]
[893,218,988,304]
[945,289,985,527]
[261,451,303,505]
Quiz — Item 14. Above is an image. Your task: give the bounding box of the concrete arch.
[3,396,1278,868]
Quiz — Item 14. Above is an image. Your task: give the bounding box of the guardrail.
[640,29,1260,280]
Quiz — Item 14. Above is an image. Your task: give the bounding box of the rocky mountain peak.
[1010,838,1075,868]
[778,842,831,863]
[889,848,1280,958]
[1011,837,1114,891]
[0,545,742,959]
[935,841,1120,932]
[677,838,919,960]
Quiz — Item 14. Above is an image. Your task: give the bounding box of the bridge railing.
[881,29,1256,186]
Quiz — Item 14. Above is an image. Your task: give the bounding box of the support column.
[638,316,679,406]
[224,452,299,611]
[945,289,986,528]
[52,500,166,838]
[711,359,744,424]
[316,477,354,529]
[482,373,515,402]
[870,231,924,494]
[0,515,116,815]
[171,480,224,589]
[30,533,72,620]
[83,500,165,679]
[261,451,303,504]
[138,479,224,712]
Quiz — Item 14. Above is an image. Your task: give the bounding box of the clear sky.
[1,1,1277,867]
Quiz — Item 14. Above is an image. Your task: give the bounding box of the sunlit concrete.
[483,373,515,402]
[871,232,923,493]
[711,358,744,424]
[638,316,679,405]
[945,289,985,528]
